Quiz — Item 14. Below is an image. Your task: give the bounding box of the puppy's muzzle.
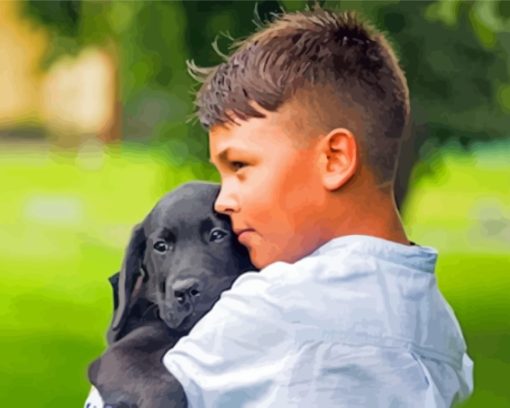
[162,277,204,329]
[172,277,201,305]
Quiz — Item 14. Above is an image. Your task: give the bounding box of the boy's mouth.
[234,227,253,235]
[235,228,255,244]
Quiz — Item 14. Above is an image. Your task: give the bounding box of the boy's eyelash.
[230,161,246,170]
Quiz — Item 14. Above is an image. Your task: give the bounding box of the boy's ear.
[319,128,358,191]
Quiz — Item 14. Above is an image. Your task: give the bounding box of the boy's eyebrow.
[209,147,230,165]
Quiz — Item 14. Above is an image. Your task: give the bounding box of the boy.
[163,9,473,407]
[162,7,473,407]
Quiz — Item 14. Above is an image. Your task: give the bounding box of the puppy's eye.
[153,240,170,253]
[209,228,228,243]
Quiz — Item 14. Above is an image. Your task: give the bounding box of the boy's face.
[209,107,326,269]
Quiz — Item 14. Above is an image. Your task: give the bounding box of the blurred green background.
[0,0,508,406]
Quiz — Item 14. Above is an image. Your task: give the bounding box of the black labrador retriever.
[87,181,256,408]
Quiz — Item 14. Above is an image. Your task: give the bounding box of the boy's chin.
[248,247,288,270]
[248,249,275,270]
[246,238,306,269]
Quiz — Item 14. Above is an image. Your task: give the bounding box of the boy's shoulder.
[227,235,465,357]
[253,234,437,303]
[229,235,439,324]
[240,235,438,288]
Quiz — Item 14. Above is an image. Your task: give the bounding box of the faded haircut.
[188,7,410,183]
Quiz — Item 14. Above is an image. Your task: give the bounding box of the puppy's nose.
[172,278,201,304]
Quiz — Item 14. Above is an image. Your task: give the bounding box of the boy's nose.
[214,188,239,214]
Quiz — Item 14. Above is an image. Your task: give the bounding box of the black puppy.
[88,181,255,408]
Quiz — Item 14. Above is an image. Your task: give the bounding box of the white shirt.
[163,235,473,407]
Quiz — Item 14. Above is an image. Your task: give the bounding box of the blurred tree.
[22,0,510,208]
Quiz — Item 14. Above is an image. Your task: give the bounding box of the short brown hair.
[188,7,410,183]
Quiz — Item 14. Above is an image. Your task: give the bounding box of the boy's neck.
[319,184,411,246]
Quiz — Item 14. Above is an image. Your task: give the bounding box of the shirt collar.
[310,234,438,274]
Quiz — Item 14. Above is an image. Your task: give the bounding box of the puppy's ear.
[108,223,147,343]
[108,272,120,312]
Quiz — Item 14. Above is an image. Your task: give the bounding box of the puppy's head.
[108,181,255,342]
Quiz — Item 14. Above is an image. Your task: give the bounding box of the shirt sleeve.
[163,267,294,408]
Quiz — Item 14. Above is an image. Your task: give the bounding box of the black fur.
[87,181,255,408]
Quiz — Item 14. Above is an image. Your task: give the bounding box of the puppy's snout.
[172,278,201,304]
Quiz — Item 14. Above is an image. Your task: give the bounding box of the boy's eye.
[230,161,246,171]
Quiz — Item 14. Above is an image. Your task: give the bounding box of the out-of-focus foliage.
[23,0,510,141]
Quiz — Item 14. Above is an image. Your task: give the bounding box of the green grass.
[0,142,508,406]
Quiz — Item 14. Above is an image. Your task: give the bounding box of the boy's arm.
[163,269,291,407]
[88,268,286,408]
